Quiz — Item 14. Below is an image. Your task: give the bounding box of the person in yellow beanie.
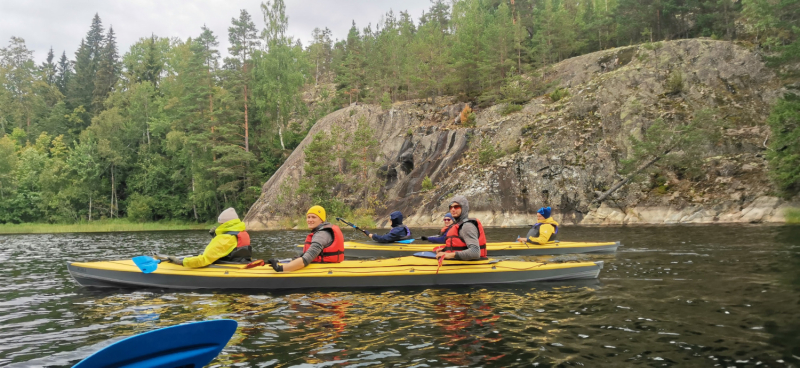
[172,207,253,268]
[266,205,345,272]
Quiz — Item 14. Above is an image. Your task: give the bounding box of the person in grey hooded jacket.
[368,211,412,243]
[435,195,485,261]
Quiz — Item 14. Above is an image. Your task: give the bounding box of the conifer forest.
[0,0,797,224]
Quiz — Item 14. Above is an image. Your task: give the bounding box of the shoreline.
[252,219,798,231]
[0,220,210,235]
[4,215,797,235]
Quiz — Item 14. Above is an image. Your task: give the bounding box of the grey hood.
[448,195,470,223]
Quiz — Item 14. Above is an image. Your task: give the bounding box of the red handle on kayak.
[243,259,265,269]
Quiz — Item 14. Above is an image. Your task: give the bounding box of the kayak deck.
[68,257,603,290]
[306,240,622,258]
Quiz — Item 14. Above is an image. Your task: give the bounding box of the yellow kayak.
[67,256,603,290]
[298,240,621,258]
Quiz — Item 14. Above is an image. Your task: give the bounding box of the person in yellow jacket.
[517,207,559,245]
[171,207,252,268]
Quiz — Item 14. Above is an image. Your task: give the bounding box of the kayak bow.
[74,320,237,368]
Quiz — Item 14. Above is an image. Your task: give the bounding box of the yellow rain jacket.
[183,219,246,268]
[526,217,559,245]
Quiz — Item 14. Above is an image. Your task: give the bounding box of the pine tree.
[334,22,366,105]
[93,26,119,112]
[67,39,93,126]
[397,11,417,100]
[41,47,57,86]
[68,14,105,118]
[308,27,333,87]
[226,9,260,153]
[198,26,220,74]
[478,2,517,100]
[55,51,72,96]
[414,6,451,101]
[253,0,308,152]
[0,37,38,134]
[449,0,485,96]
[140,35,163,87]
[197,26,220,126]
[86,14,105,62]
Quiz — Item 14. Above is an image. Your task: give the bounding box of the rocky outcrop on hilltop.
[245,39,794,229]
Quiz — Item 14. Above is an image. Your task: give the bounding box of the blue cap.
[444,213,454,220]
[537,207,552,218]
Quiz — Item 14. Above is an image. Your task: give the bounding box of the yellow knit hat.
[307,205,326,222]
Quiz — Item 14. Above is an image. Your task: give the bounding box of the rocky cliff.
[245,39,794,229]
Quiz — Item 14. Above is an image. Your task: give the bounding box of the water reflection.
[1,225,799,367]
[765,225,800,363]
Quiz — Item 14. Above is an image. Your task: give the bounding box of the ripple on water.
[1,226,800,367]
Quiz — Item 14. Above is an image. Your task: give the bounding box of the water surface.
[0,225,798,367]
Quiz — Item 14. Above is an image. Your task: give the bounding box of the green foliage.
[421,175,435,191]
[0,0,787,225]
[346,118,382,208]
[651,173,670,194]
[665,70,684,94]
[380,92,392,110]
[478,138,502,165]
[463,111,477,127]
[549,88,569,102]
[297,117,382,217]
[784,208,800,224]
[499,76,533,105]
[298,131,341,202]
[742,0,799,70]
[501,103,523,115]
[349,207,377,228]
[767,94,800,196]
[622,110,723,182]
[126,193,154,222]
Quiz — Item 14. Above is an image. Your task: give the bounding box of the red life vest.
[224,231,251,248]
[303,224,345,263]
[443,218,487,257]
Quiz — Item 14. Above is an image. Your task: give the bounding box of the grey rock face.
[245,39,791,229]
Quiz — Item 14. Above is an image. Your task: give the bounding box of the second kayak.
[298,240,622,258]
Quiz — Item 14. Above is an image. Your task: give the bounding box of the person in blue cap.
[517,206,559,245]
[421,213,455,243]
[367,211,412,243]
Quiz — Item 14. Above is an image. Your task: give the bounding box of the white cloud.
[0,0,432,63]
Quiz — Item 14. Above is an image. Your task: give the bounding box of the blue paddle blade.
[395,239,415,244]
[74,319,238,368]
[132,256,160,274]
[413,251,438,259]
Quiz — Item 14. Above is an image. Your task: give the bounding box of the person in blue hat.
[367,211,412,243]
[517,206,559,245]
[421,213,455,243]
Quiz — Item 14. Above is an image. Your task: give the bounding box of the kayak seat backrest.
[224,231,251,248]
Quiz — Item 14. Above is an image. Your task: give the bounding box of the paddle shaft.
[336,217,370,237]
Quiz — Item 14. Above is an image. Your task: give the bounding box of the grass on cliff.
[277,210,378,230]
[784,208,800,224]
[0,219,209,234]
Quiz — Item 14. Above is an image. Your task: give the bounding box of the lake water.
[0,225,798,367]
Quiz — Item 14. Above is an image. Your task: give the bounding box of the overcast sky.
[1,0,433,64]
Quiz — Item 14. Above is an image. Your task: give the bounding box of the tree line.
[0,0,797,224]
